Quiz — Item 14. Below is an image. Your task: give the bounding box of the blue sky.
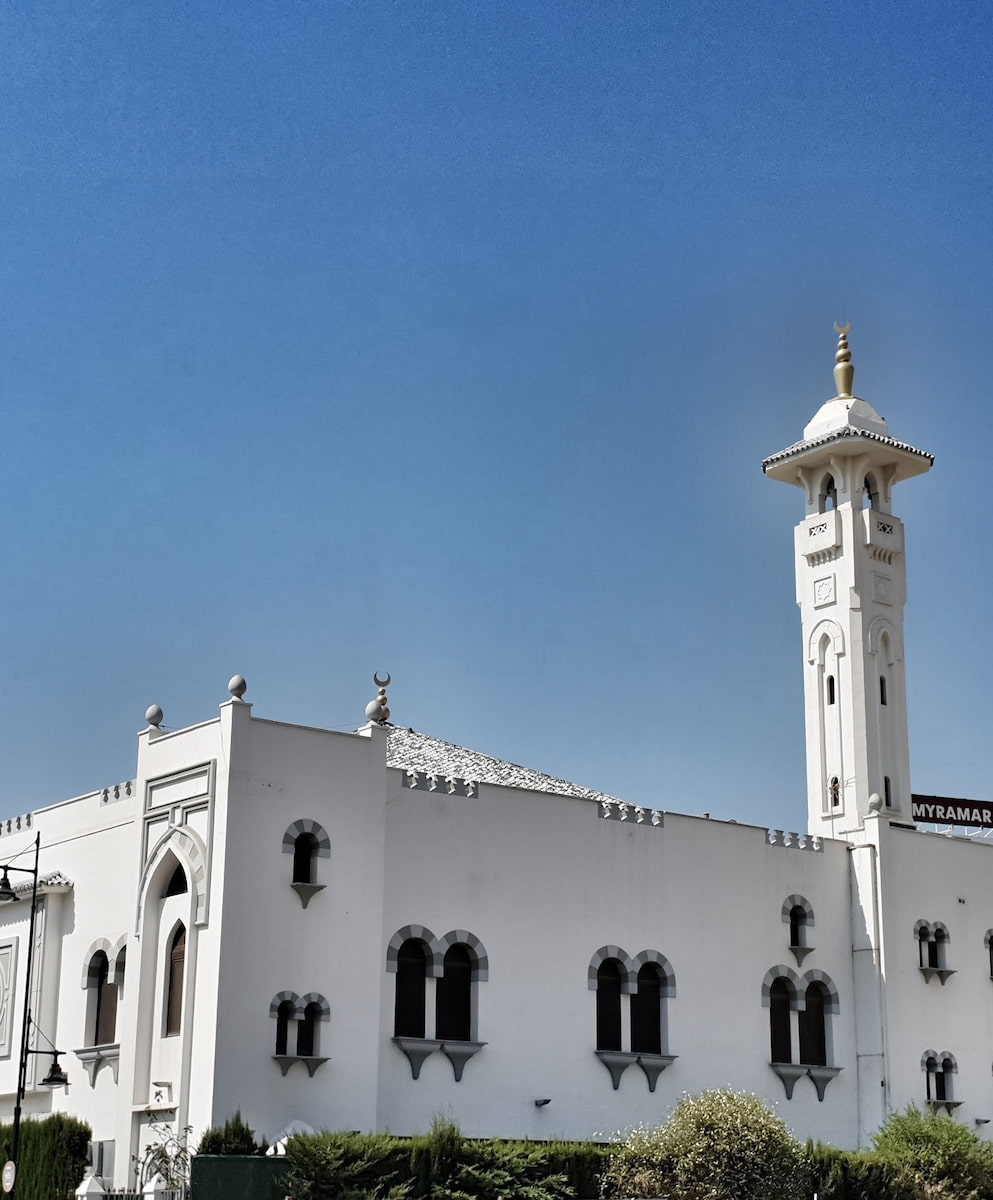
[1,0,991,829]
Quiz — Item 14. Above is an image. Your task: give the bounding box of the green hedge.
[283,1121,614,1200]
[0,1113,91,1200]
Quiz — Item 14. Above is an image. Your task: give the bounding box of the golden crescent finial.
[834,321,851,335]
[373,672,391,688]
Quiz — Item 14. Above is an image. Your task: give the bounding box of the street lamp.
[0,833,68,1199]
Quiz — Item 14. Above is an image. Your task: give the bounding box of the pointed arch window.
[165,924,186,1037]
[164,863,188,897]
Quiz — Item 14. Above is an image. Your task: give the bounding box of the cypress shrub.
[197,1109,269,1155]
[0,1113,91,1200]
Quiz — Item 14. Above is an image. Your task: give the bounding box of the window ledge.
[393,1037,441,1080]
[392,1037,485,1082]
[290,882,325,910]
[272,1055,328,1077]
[805,1064,843,1102]
[595,1050,637,1090]
[919,967,956,985]
[789,944,814,967]
[771,1062,842,1101]
[74,1044,121,1086]
[440,1040,486,1082]
[636,1053,677,1092]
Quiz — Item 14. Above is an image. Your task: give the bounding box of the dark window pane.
[394,939,428,1038]
[164,864,188,897]
[769,978,791,1064]
[596,959,623,1053]
[630,964,662,1054]
[297,1002,321,1056]
[293,834,318,885]
[166,926,186,1037]
[436,945,472,1041]
[799,983,827,1066]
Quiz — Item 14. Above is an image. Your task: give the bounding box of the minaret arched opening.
[818,474,837,513]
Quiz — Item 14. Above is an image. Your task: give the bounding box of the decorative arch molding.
[799,969,840,1013]
[434,930,489,981]
[984,929,993,949]
[630,949,677,996]
[298,992,331,1020]
[914,918,933,939]
[135,827,209,932]
[281,819,331,858]
[782,895,815,926]
[588,945,635,993]
[921,1049,958,1071]
[385,925,437,973]
[79,940,114,989]
[760,965,801,1008]
[933,922,950,942]
[867,616,903,661]
[109,936,128,984]
[269,990,301,1016]
[807,620,846,664]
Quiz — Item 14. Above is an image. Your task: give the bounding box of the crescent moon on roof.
[374,672,391,688]
[834,321,851,335]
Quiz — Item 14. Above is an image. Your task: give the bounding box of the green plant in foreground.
[196,1109,269,1156]
[870,1105,993,1200]
[602,1089,808,1200]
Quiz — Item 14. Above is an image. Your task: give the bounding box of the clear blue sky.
[1,0,991,830]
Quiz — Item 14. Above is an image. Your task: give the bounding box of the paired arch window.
[83,943,126,1048]
[387,926,488,1043]
[923,1051,957,1105]
[589,947,675,1057]
[762,966,840,1099]
[915,921,952,977]
[270,992,330,1070]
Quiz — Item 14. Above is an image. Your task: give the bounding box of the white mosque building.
[1,329,991,1190]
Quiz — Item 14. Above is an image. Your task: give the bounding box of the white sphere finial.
[145,704,164,729]
[228,674,248,700]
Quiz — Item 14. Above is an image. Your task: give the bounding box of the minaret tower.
[763,327,933,837]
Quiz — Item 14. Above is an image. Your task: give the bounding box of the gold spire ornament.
[833,322,854,398]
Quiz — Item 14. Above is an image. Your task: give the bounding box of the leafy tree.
[602,1089,808,1200]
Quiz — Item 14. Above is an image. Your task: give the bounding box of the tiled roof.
[384,724,619,804]
[762,425,934,471]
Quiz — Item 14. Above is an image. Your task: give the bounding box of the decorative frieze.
[598,800,664,827]
[767,829,823,852]
[404,771,478,797]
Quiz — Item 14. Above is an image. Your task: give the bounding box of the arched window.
[819,475,837,513]
[863,475,879,509]
[292,833,319,885]
[789,906,807,948]
[86,952,118,1046]
[930,927,947,970]
[394,939,428,1038]
[880,675,888,706]
[826,675,836,705]
[164,864,188,897]
[595,959,623,1053]
[436,944,472,1042]
[769,978,792,1064]
[925,1055,939,1101]
[296,1001,322,1057]
[165,924,186,1037]
[275,1000,294,1055]
[918,925,931,968]
[799,982,827,1066]
[630,963,664,1054]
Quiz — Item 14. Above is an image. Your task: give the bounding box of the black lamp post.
[0,833,68,1199]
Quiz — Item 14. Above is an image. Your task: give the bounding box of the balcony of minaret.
[798,509,841,563]
[861,508,904,563]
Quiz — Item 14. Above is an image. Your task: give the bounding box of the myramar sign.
[911,794,993,829]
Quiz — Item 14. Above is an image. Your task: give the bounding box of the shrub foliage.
[601,1089,808,1200]
[0,1112,91,1200]
[197,1109,269,1156]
